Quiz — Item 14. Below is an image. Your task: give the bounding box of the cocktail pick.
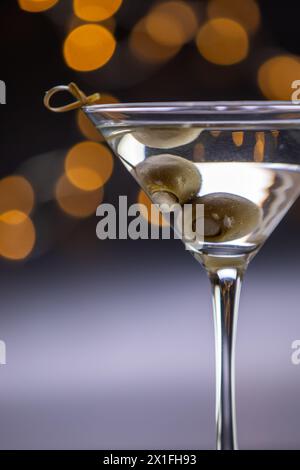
[44,82,100,113]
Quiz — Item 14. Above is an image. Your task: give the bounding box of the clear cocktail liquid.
[101,126,300,257]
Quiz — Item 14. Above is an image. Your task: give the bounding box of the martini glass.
[44,90,300,449]
[84,102,300,450]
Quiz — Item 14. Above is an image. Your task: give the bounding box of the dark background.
[0,0,300,450]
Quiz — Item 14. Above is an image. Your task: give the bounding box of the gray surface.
[0,237,299,450]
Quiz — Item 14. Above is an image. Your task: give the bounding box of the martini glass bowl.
[86,101,300,449]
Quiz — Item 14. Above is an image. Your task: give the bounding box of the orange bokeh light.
[258,55,300,100]
[55,174,104,218]
[63,24,116,72]
[77,112,102,142]
[73,0,122,22]
[0,176,34,215]
[77,93,119,142]
[137,190,168,227]
[196,18,249,65]
[145,1,198,47]
[65,141,114,191]
[129,18,180,64]
[193,142,205,162]
[272,130,279,140]
[254,132,265,162]
[18,0,58,12]
[56,174,104,218]
[207,0,260,34]
[232,131,244,147]
[0,210,35,260]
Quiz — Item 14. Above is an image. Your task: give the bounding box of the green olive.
[132,127,201,149]
[135,154,201,209]
[192,193,262,242]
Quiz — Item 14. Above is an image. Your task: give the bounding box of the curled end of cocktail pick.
[44,82,101,113]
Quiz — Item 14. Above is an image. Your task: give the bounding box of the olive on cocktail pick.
[192,192,262,242]
[135,154,201,209]
[132,127,202,149]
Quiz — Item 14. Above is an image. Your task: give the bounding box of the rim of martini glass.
[84,101,300,129]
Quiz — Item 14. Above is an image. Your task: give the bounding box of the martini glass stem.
[208,266,244,450]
